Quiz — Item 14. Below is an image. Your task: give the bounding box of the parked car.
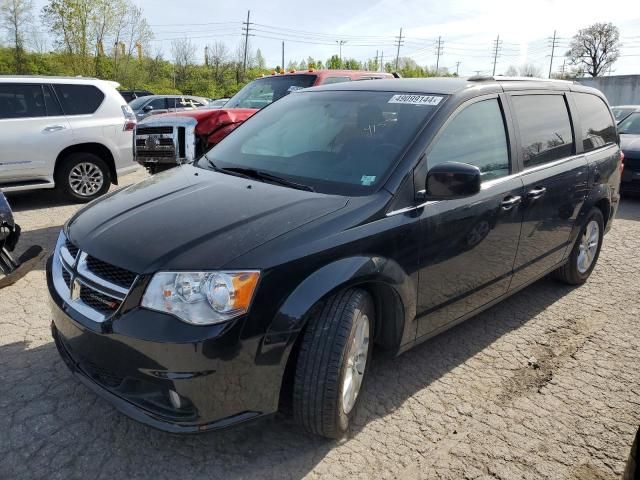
[119,89,154,103]
[129,95,209,120]
[0,76,138,201]
[612,105,640,124]
[207,98,230,109]
[47,77,621,438]
[134,70,395,173]
[619,111,640,193]
[1,192,44,288]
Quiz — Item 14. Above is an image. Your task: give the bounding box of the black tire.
[56,152,111,203]
[293,288,374,439]
[553,207,604,285]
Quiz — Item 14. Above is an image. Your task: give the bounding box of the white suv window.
[0,84,47,119]
[53,84,105,115]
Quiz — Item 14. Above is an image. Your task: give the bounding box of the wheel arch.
[54,143,118,186]
[262,256,416,411]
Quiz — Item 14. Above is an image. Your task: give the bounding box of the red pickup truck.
[134,69,395,173]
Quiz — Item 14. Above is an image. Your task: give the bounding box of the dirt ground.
[1,168,639,479]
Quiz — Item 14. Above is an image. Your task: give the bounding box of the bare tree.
[567,22,621,77]
[207,41,228,84]
[504,63,542,77]
[171,37,196,88]
[1,0,33,73]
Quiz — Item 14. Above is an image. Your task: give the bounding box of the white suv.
[0,76,138,202]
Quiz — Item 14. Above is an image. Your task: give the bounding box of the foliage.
[566,22,621,77]
[0,0,33,73]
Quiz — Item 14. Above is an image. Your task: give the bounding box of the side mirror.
[426,161,481,199]
[143,105,154,112]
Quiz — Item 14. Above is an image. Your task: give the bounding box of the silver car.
[129,95,209,120]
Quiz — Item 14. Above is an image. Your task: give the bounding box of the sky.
[32,0,640,76]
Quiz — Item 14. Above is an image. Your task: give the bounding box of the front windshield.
[225,75,317,109]
[200,90,444,195]
[129,96,149,109]
[618,112,640,135]
[612,107,635,122]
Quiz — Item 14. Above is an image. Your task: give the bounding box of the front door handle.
[501,195,522,210]
[43,125,66,132]
[527,187,547,200]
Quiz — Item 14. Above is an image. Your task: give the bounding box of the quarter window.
[511,94,574,168]
[428,99,510,181]
[573,93,617,152]
[53,84,105,115]
[0,84,47,119]
[322,77,352,85]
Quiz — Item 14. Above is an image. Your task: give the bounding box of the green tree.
[327,54,340,69]
[567,22,621,77]
[1,0,33,73]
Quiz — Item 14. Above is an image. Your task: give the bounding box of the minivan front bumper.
[46,255,282,433]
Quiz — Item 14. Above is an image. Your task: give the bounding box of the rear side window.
[321,77,352,85]
[148,97,168,109]
[0,84,46,119]
[573,93,617,152]
[511,94,574,168]
[53,84,105,115]
[429,99,510,182]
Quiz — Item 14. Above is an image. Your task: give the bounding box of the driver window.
[428,99,510,181]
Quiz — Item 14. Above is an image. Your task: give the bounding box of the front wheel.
[553,207,604,285]
[293,289,374,439]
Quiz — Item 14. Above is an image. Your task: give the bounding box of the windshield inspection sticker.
[388,94,443,106]
[361,175,376,186]
[287,85,305,92]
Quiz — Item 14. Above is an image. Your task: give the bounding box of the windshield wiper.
[219,167,315,192]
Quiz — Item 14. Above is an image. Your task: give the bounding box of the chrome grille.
[136,126,173,135]
[134,125,177,161]
[53,233,138,323]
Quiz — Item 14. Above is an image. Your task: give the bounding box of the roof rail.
[467,75,576,84]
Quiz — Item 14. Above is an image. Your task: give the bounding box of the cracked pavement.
[1,168,639,479]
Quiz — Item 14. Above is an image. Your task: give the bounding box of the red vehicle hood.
[152,108,257,136]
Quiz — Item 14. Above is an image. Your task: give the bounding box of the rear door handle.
[527,187,547,200]
[501,195,522,210]
[43,125,66,132]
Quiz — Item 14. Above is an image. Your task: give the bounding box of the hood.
[621,134,640,156]
[149,108,257,134]
[66,166,348,273]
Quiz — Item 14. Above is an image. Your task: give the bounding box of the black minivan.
[47,77,622,438]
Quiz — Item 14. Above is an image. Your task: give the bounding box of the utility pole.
[435,36,444,74]
[204,46,209,67]
[548,30,559,79]
[560,59,566,77]
[242,10,252,78]
[455,61,461,76]
[380,51,384,72]
[336,40,346,67]
[282,41,285,72]
[491,34,502,76]
[394,28,404,71]
[375,50,378,71]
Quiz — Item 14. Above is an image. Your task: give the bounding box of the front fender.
[255,255,416,366]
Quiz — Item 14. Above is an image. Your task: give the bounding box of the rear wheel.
[56,152,110,202]
[553,208,604,285]
[293,289,374,439]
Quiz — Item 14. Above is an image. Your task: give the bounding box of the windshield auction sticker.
[388,94,443,106]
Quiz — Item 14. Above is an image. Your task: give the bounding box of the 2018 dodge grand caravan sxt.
[47,77,622,438]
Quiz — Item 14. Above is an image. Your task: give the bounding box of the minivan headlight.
[141,271,260,325]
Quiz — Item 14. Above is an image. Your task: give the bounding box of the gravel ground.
[1,168,639,480]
